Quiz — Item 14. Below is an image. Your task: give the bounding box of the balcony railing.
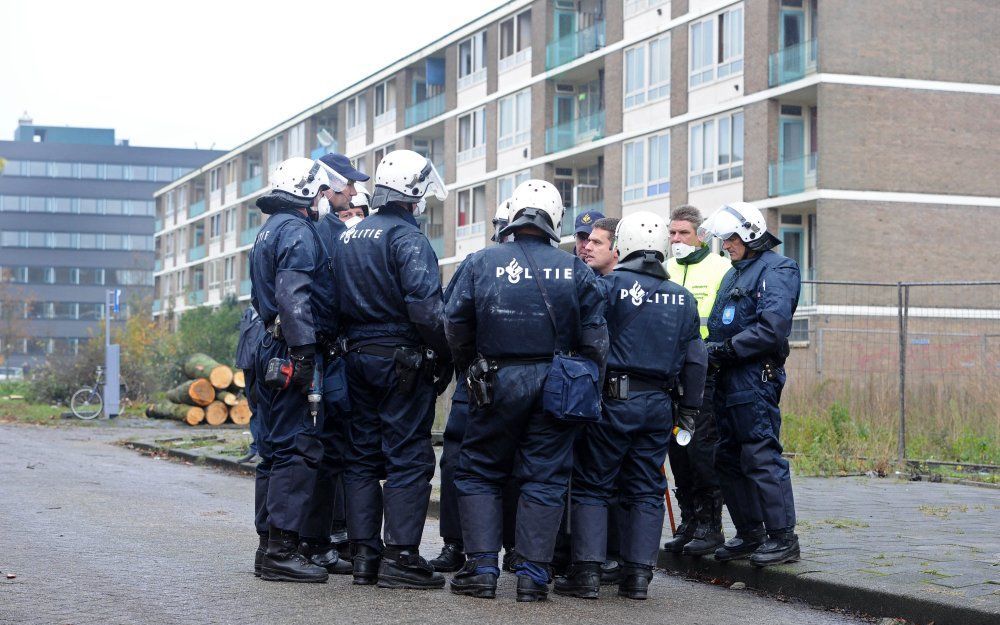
[768,39,818,87]
[240,279,252,296]
[154,259,162,272]
[186,290,206,306]
[152,299,161,314]
[768,153,818,196]
[187,199,206,219]
[240,227,258,247]
[405,93,446,128]
[561,201,605,237]
[310,139,339,160]
[545,111,605,154]
[240,175,263,197]
[154,217,163,231]
[546,20,606,70]
[187,244,207,262]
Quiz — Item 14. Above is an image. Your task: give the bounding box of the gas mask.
[671,242,698,259]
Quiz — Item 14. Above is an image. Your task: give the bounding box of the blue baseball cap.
[574,210,605,236]
[318,153,370,182]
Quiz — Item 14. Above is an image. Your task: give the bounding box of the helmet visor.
[697,206,744,243]
[315,160,349,194]
[416,159,448,201]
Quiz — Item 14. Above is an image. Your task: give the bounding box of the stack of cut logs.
[146,353,252,426]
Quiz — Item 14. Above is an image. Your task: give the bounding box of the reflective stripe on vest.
[667,252,732,339]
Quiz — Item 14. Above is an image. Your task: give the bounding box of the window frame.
[624,33,671,110]
[689,4,744,88]
[457,108,487,162]
[458,30,487,88]
[497,90,531,150]
[688,109,744,189]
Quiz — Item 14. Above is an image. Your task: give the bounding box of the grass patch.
[0,395,145,425]
[918,504,969,519]
[814,518,870,530]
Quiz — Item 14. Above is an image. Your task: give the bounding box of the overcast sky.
[0,0,504,150]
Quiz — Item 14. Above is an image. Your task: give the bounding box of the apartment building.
[0,116,224,368]
[152,0,1000,325]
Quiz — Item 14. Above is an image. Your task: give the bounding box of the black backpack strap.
[516,241,562,354]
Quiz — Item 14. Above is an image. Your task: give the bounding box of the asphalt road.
[0,424,871,625]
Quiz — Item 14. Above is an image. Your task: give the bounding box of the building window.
[623,132,670,203]
[373,144,395,171]
[457,108,486,162]
[689,5,744,88]
[625,34,670,109]
[625,0,669,18]
[497,170,530,204]
[267,136,285,171]
[689,110,744,188]
[456,185,487,238]
[346,94,367,139]
[458,30,487,89]
[210,213,222,240]
[499,10,531,72]
[224,207,236,233]
[497,90,531,150]
[373,80,396,126]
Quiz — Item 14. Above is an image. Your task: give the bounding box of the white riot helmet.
[698,201,781,251]
[258,157,346,216]
[615,211,669,262]
[370,149,447,214]
[350,182,371,214]
[500,180,564,242]
[491,199,511,243]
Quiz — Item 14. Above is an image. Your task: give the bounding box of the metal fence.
[784,280,1000,465]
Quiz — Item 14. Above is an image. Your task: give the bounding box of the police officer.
[335,149,453,589]
[572,209,604,261]
[235,304,266,574]
[556,212,707,600]
[291,153,369,576]
[445,180,608,602]
[699,202,801,567]
[430,200,519,574]
[250,156,350,583]
[338,181,370,226]
[663,205,732,557]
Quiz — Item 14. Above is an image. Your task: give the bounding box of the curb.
[655,551,997,625]
[121,439,993,624]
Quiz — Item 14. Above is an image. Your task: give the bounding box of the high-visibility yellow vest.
[667,249,731,339]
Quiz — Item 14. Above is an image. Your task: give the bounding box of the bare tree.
[0,269,33,367]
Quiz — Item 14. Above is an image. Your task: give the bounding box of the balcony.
[186,291,206,306]
[768,39,818,87]
[152,299,161,314]
[768,153,818,196]
[545,111,605,154]
[240,175,263,197]
[187,244,207,262]
[240,227,258,247]
[561,201,605,237]
[187,199,206,219]
[405,94,446,128]
[155,217,163,231]
[310,139,339,160]
[240,279,252,296]
[154,259,162,272]
[546,20,605,70]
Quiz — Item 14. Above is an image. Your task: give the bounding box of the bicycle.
[70,366,129,420]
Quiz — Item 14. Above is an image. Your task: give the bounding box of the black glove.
[675,405,698,436]
[433,360,455,397]
[706,339,738,367]
[289,344,316,395]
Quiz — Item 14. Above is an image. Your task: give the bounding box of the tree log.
[215,390,238,406]
[231,369,246,389]
[229,398,252,425]
[204,401,228,426]
[184,353,234,390]
[166,379,215,407]
[147,402,204,426]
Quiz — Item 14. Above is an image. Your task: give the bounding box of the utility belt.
[604,370,674,400]
[465,354,551,409]
[345,338,438,394]
[316,333,347,359]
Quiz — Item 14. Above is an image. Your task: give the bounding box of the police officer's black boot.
[714,526,767,562]
[554,561,601,599]
[662,490,696,553]
[260,528,329,583]
[617,563,654,600]
[377,546,445,589]
[750,528,800,567]
[429,541,466,573]
[299,538,353,575]
[682,494,726,556]
[449,554,500,599]
[599,558,622,585]
[351,543,381,585]
[515,561,552,602]
[254,533,266,577]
